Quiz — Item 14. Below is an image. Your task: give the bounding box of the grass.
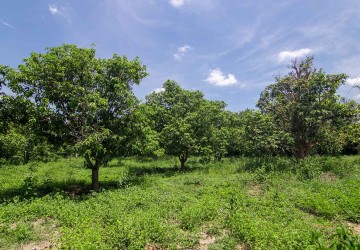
[0,156,359,249]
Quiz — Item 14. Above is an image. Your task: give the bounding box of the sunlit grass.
[0,156,359,249]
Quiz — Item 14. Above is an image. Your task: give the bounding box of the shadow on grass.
[0,163,208,203]
[0,176,145,203]
[127,165,208,177]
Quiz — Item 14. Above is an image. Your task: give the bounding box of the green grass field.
[0,156,359,249]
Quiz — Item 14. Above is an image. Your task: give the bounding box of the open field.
[0,156,359,249]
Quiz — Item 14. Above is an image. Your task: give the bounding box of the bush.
[0,128,27,164]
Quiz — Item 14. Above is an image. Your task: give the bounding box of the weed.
[0,156,359,249]
[311,227,360,249]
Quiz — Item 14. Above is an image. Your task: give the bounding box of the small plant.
[254,165,268,182]
[22,176,38,198]
[298,158,322,179]
[117,172,130,188]
[0,156,359,248]
[311,227,360,250]
[0,223,35,245]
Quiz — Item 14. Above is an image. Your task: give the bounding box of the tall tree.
[257,56,351,158]
[3,44,147,191]
[192,100,229,161]
[146,81,203,170]
[145,80,227,169]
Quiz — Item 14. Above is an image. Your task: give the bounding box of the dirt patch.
[22,240,53,250]
[313,223,327,230]
[168,218,181,227]
[236,243,249,250]
[32,218,46,228]
[236,242,249,250]
[197,232,216,250]
[9,222,17,229]
[196,230,247,250]
[319,172,338,182]
[21,218,60,250]
[145,243,167,250]
[347,222,360,236]
[248,184,263,196]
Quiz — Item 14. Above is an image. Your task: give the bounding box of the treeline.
[0,45,359,190]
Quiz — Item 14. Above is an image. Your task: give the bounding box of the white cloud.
[49,5,60,15]
[173,45,192,62]
[48,5,71,23]
[0,19,15,29]
[346,77,360,87]
[354,94,360,100]
[278,48,312,62]
[152,87,165,93]
[169,0,187,8]
[205,68,238,87]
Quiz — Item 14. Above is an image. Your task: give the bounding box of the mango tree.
[1,67,39,163]
[236,109,294,156]
[145,80,227,169]
[257,56,353,158]
[192,100,229,161]
[3,44,147,191]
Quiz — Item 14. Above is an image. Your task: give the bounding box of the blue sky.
[1,0,359,111]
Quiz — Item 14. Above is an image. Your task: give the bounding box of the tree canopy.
[145,80,228,169]
[1,46,359,190]
[2,44,148,191]
[257,56,357,158]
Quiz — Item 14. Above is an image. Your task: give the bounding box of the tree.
[127,104,164,158]
[236,109,294,156]
[192,100,229,161]
[0,96,35,164]
[257,56,352,158]
[341,123,360,155]
[146,80,203,170]
[1,68,40,164]
[145,80,227,170]
[4,44,147,191]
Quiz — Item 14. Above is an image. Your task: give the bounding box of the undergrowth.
[0,156,359,249]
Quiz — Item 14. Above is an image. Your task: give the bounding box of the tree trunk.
[91,167,100,192]
[304,142,311,157]
[179,149,188,171]
[85,153,101,192]
[24,150,29,164]
[179,156,187,171]
[294,138,311,159]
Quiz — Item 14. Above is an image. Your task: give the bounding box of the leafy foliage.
[3,44,148,190]
[311,227,360,250]
[146,80,228,169]
[237,109,294,156]
[1,45,360,249]
[257,56,356,158]
[0,156,359,249]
